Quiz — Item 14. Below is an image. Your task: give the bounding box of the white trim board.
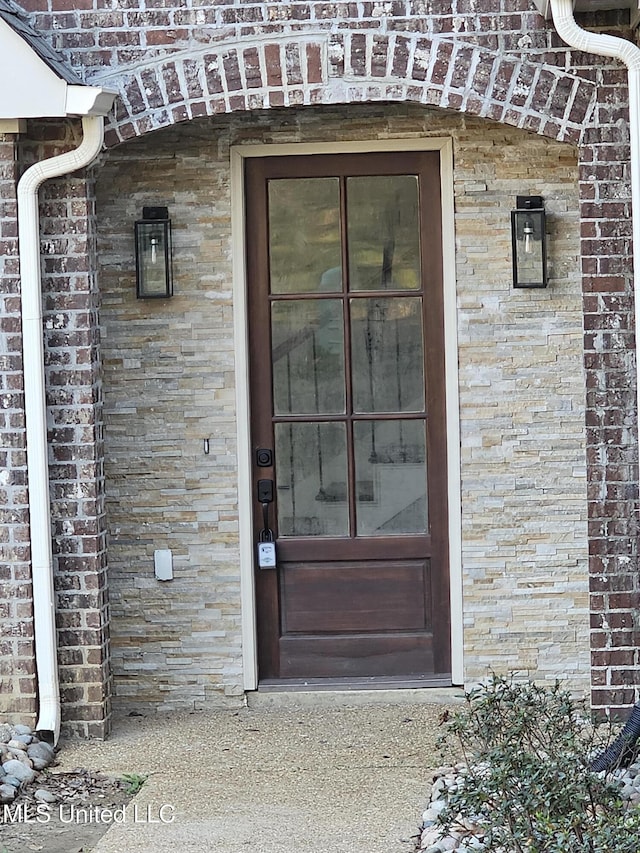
[231,137,463,691]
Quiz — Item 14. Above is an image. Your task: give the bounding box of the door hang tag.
[257,541,277,569]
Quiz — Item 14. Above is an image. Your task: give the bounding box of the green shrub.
[435,675,640,853]
[121,772,147,795]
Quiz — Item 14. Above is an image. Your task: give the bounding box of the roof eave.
[0,15,116,122]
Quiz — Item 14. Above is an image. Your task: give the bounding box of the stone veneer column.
[0,132,37,725]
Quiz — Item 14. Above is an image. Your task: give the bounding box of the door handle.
[256,478,276,569]
[257,479,274,503]
[257,478,274,534]
[261,499,271,537]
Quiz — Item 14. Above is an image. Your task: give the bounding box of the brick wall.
[0,132,37,724]
[95,104,589,708]
[106,33,594,147]
[17,122,112,737]
[16,0,597,70]
[17,0,598,146]
[84,4,639,715]
[579,62,640,717]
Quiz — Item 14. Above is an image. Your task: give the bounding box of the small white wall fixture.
[154,549,174,581]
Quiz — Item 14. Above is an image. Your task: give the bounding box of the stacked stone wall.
[96,125,244,711]
[452,119,589,689]
[95,105,590,707]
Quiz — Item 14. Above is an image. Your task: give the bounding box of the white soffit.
[0,19,68,118]
[0,18,115,119]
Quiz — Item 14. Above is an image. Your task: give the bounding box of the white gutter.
[17,113,112,744]
[549,0,640,451]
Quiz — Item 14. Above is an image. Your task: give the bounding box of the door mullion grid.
[340,174,358,540]
[271,412,427,424]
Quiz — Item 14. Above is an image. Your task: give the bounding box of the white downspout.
[17,114,106,744]
[549,0,640,448]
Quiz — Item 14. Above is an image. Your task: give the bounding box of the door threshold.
[247,677,464,709]
[257,676,452,692]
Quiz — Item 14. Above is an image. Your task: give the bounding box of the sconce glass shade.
[511,196,547,289]
[135,207,173,298]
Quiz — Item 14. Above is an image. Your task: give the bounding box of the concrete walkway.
[58,690,461,853]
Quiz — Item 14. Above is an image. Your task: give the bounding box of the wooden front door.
[246,151,450,685]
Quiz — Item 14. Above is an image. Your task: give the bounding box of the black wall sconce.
[511,195,548,288]
[135,206,173,298]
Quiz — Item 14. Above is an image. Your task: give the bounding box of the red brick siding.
[16,123,111,737]
[578,63,640,717]
[0,134,37,724]
[91,35,593,146]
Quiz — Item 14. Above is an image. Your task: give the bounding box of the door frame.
[231,137,462,691]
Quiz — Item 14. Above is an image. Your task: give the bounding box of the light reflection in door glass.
[268,178,342,294]
[271,300,345,415]
[275,422,349,537]
[354,420,428,536]
[346,175,421,292]
[350,297,425,414]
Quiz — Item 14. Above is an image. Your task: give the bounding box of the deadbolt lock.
[256,448,273,467]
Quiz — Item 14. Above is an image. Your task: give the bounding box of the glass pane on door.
[350,296,425,414]
[266,167,431,541]
[275,422,349,537]
[271,299,345,415]
[354,419,428,536]
[347,175,421,291]
[268,178,342,294]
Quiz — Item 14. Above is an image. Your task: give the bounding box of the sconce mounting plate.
[515,195,543,210]
[142,206,169,221]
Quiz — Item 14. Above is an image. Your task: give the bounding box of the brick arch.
[99,31,596,147]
